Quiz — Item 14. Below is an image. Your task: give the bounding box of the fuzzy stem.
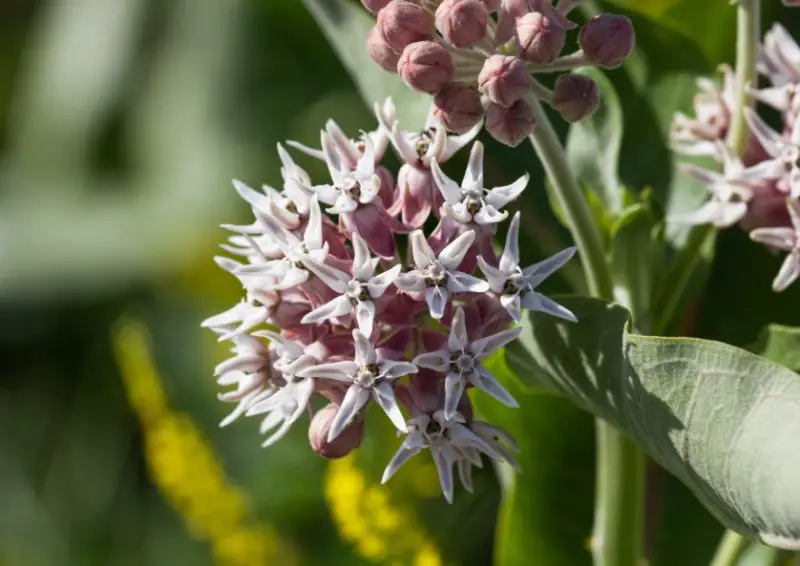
[528,99,644,566]
[728,0,760,156]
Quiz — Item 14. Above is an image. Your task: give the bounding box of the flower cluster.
[364,0,635,146]
[203,99,577,502]
[671,23,800,292]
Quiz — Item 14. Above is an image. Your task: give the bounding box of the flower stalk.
[728,0,761,156]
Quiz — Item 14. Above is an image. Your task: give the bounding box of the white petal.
[394,271,426,292]
[357,136,376,179]
[523,246,578,288]
[499,212,521,272]
[473,205,508,225]
[304,195,324,250]
[449,423,504,460]
[444,372,466,418]
[303,257,349,293]
[447,272,490,293]
[379,359,419,378]
[301,295,353,325]
[372,381,408,432]
[286,139,326,162]
[425,286,449,319]
[470,327,522,358]
[443,202,474,225]
[367,264,402,297]
[448,308,470,351]
[389,123,418,164]
[679,163,723,186]
[744,109,783,157]
[328,385,371,441]
[458,459,474,493]
[430,159,463,205]
[328,193,359,214]
[413,350,451,372]
[471,366,519,408]
[790,167,800,199]
[774,250,800,292]
[789,198,800,230]
[313,183,341,205]
[214,354,264,376]
[750,226,797,250]
[714,201,748,228]
[351,232,374,280]
[669,200,727,228]
[381,433,424,484]
[297,361,357,380]
[737,158,786,182]
[432,449,455,503]
[232,179,271,214]
[353,329,377,365]
[355,300,376,336]
[462,141,484,191]
[500,293,522,322]
[484,174,529,210]
[410,230,437,268]
[438,230,476,269]
[439,121,482,162]
[521,292,579,322]
[477,256,509,292]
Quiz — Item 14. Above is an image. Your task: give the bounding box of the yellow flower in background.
[112,318,296,566]
[325,453,443,566]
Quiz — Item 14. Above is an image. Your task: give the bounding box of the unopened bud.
[377,0,433,52]
[361,0,392,14]
[578,14,635,69]
[478,54,532,108]
[309,403,365,459]
[433,84,485,134]
[435,0,489,48]
[398,41,454,94]
[367,26,401,72]
[552,74,599,122]
[516,11,566,63]
[485,100,536,147]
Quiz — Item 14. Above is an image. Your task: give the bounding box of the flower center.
[424,419,445,443]
[414,127,437,157]
[463,188,484,215]
[346,280,371,305]
[423,261,448,287]
[451,350,475,374]
[503,271,527,295]
[355,364,380,388]
[342,177,362,201]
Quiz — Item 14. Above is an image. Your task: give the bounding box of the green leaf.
[509,297,800,549]
[476,353,595,566]
[566,68,624,213]
[301,0,430,126]
[749,325,800,373]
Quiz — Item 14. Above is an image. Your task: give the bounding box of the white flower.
[394,230,489,319]
[301,232,401,336]
[244,331,317,447]
[431,141,529,226]
[740,109,800,198]
[380,410,510,503]
[413,307,520,418]
[313,133,382,215]
[759,24,800,87]
[750,198,800,292]
[297,330,417,441]
[201,301,270,341]
[213,333,272,427]
[477,212,578,322]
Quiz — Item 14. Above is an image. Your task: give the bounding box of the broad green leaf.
[476,353,594,566]
[301,0,430,126]
[566,68,624,212]
[750,325,800,373]
[510,297,800,549]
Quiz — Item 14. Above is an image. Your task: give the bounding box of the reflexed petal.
[425,286,449,319]
[500,293,522,322]
[372,381,408,432]
[523,246,578,288]
[444,372,466,417]
[300,257,347,293]
[749,226,796,250]
[301,295,352,325]
[773,250,800,292]
[355,300,376,337]
[214,354,264,376]
[443,202,474,225]
[394,271,426,292]
[328,385,371,441]
[679,163,723,186]
[390,123,417,164]
[789,198,800,230]
[738,158,787,183]
[484,174,529,210]
[471,327,522,357]
[449,422,504,460]
[351,232,374,280]
[232,179,271,214]
[744,109,784,157]
[430,160,463,204]
[297,361,358,380]
[715,200,748,228]
[262,418,296,448]
[379,359,419,378]
[367,264,402,297]
[313,183,341,205]
[473,205,508,225]
[304,195,324,250]
[328,193,359,214]
[790,167,800,200]
[439,230,476,268]
[432,449,455,503]
[447,272,490,293]
[439,122,482,162]
[462,141,484,191]
[458,459,474,493]
[499,212,522,272]
[471,421,520,452]
[792,114,800,147]
[476,256,509,292]
[448,308,469,351]
[381,432,425,484]
[670,200,726,228]
[286,139,325,162]
[413,350,451,372]
[520,292,579,322]
[410,230,437,268]
[320,131,344,181]
[353,329,377,365]
[357,137,376,179]
[470,366,519,408]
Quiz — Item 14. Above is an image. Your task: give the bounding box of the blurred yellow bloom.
[112,317,295,566]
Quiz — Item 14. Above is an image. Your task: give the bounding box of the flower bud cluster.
[365,0,635,145]
[670,24,800,293]
[203,99,578,501]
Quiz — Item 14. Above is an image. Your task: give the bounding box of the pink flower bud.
[516,11,566,63]
[398,41,454,94]
[485,99,536,146]
[433,84,485,134]
[361,0,392,14]
[551,74,599,122]
[367,26,401,72]
[309,403,365,459]
[578,14,635,69]
[435,0,489,48]
[377,0,433,52]
[478,54,532,108]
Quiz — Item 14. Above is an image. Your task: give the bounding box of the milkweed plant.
[203,1,800,565]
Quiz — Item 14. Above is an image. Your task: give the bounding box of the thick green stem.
[709,530,748,566]
[728,0,760,156]
[528,99,644,566]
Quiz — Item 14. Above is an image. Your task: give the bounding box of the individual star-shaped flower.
[740,109,800,198]
[430,141,529,226]
[670,143,752,229]
[477,211,578,322]
[380,409,511,503]
[394,230,489,319]
[297,330,418,441]
[301,232,401,336]
[750,198,800,292]
[414,307,520,417]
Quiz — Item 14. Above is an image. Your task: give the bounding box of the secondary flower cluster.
[203,99,578,502]
[364,0,635,146]
[671,23,800,292]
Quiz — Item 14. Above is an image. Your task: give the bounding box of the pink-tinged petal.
[523,246,578,287]
[425,286,450,319]
[351,232,374,280]
[326,119,359,169]
[389,123,418,164]
[214,354,264,376]
[358,174,382,205]
[715,201,748,228]
[432,448,455,503]
[670,200,727,228]
[430,159,463,204]
[750,226,797,250]
[448,308,469,351]
[474,205,508,225]
[477,256,508,293]
[439,230,476,268]
[738,158,786,183]
[398,165,434,228]
[381,432,425,484]
[273,267,310,291]
[297,361,358,380]
[789,198,800,230]
[357,136,377,177]
[470,366,519,408]
[328,385,371,441]
[439,122,483,162]
[790,168,800,200]
[485,174,529,210]
[458,460,474,493]
[443,202,474,225]
[379,359,418,379]
[328,193,359,215]
[471,326,522,358]
[301,295,352,326]
[353,329,377,366]
[367,264,402,297]
[413,350,451,372]
[773,249,800,292]
[410,229,437,268]
[352,205,397,259]
[320,131,345,182]
[447,271,490,294]
[302,257,348,293]
[372,381,408,432]
[520,293,578,322]
[791,115,800,147]
[744,109,783,157]
[462,141,484,191]
[232,179,271,214]
[751,85,792,112]
[500,293,522,322]
[444,372,466,418]
[394,271,427,293]
[314,183,341,205]
[304,195,325,250]
[679,163,723,187]
[286,139,325,162]
[426,125,448,164]
[499,212,522,272]
[355,300,376,337]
